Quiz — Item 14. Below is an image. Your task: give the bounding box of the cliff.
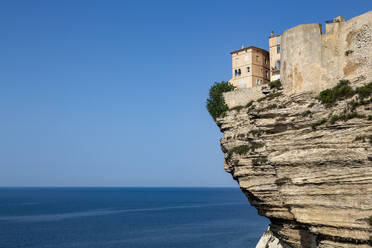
[209,11,372,247]
[215,84,372,247]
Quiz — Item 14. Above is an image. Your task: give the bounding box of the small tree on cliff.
[206,81,235,120]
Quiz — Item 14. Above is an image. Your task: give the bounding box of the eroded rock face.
[256,228,291,248]
[216,90,372,247]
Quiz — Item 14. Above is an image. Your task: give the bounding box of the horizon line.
[0,185,238,188]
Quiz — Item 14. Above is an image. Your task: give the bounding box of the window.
[275,60,280,69]
[256,79,262,85]
[247,67,250,72]
[277,46,280,54]
[234,70,238,76]
[256,55,259,62]
[277,36,280,44]
[238,69,241,75]
[265,58,268,64]
[266,71,269,78]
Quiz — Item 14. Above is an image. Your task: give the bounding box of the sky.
[0,0,370,187]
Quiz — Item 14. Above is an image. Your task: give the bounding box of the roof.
[230,46,269,55]
[269,34,281,38]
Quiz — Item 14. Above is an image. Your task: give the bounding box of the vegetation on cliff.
[318,80,372,107]
[311,80,372,129]
[206,81,235,120]
[318,80,354,107]
[227,143,264,157]
[268,79,282,90]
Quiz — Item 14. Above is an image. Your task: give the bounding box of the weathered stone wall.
[281,11,372,95]
[223,86,265,108]
[280,24,323,94]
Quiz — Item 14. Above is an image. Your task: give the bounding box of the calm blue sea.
[0,187,268,248]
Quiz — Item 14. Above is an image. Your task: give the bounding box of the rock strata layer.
[216,88,372,247]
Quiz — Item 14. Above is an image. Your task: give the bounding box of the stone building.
[224,10,371,108]
[269,33,281,81]
[229,46,270,89]
[280,11,372,95]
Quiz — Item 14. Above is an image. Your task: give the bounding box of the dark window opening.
[275,60,280,69]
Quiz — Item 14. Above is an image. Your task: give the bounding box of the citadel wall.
[224,10,372,109]
[281,10,372,95]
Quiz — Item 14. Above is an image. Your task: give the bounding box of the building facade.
[269,34,281,81]
[229,46,270,89]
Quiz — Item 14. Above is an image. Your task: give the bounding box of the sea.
[0,187,268,248]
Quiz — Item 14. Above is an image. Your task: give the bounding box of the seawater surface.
[0,187,268,248]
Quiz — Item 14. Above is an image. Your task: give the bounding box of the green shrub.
[252,157,268,166]
[246,101,254,108]
[228,143,264,156]
[318,81,372,108]
[311,118,328,130]
[206,81,235,120]
[301,110,311,117]
[329,115,340,124]
[348,97,372,111]
[348,100,359,111]
[355,82,372,99]
[329,112,365,124]
[318,80,354,107]
[269,79,282,90]
[230,100,255,112]
[250,142,264,151]
[228,145,250,156]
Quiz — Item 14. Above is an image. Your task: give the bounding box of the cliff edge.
[215,84,372,247]
[209,11,372,247]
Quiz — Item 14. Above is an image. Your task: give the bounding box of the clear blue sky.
[0,1,370,186]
